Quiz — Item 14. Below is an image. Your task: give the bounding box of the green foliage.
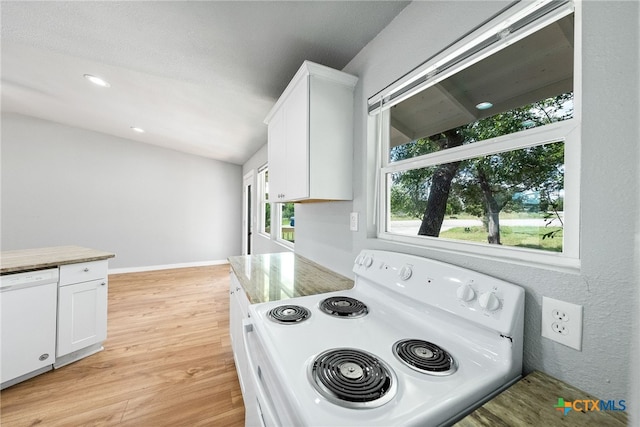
[391,171,430,218]
[390,137,443,161]
[282,203,295,220]
[265,202,271,232]
[440,226,563,252]
[389,92,572,249]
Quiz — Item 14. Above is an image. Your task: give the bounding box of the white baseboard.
[109,259,229,274]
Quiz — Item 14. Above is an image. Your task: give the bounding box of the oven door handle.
[242,319,279,427]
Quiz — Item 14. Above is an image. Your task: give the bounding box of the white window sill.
[377,232,580,274]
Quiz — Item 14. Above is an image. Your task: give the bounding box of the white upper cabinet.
[265,61,358,202]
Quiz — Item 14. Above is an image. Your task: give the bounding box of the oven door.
[242,319,299,427]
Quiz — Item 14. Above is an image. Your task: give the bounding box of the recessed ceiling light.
[475,101,493,110]
[83,74,110,87]
[131,127,145,133]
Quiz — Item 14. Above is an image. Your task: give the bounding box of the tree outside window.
[390,94,571,251]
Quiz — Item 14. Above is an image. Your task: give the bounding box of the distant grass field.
[391,212,550,221]
[439,226,563,252]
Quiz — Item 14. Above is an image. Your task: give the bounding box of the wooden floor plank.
[0,265,245,427]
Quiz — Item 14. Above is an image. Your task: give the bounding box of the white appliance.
[1,268,59,389]
[242,250,525,426]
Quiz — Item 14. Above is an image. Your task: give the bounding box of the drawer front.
[59,260,108,286]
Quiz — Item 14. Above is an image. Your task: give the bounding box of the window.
[371,1,580,268]
[278,203,295,244]
[258,165,295,246]
[257,167,271,236]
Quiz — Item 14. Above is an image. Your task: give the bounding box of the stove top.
[245,250,525,426]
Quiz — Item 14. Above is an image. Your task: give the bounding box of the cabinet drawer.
[59,260,108,286]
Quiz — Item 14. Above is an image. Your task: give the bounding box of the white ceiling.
[1,1,409,165]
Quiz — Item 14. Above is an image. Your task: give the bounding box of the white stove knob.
[399,265,413,281]
[354,255,363,265]
[478,292,501,311]
[456,284,475,302]
[363,255,374,268]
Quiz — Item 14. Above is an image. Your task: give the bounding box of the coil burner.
[319,296,368,318]
[307,348,397,409]
[393,339,457,376]
[267,305,311,324]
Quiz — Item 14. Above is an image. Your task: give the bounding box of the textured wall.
[1,113,243,269]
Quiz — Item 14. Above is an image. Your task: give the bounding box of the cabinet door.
[229,276,242,357]
[229,273,259,426]
[282,74,309,201]
[267,107,287,201]
[229,273,249,393]
[57,279,108,357]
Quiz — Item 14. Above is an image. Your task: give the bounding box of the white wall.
[280,1,638,402]
[1,113,243,269]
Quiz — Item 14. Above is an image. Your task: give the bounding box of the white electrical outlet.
[350,212,359,231]
[541,296,583,350]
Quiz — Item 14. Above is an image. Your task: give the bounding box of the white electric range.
[241,250,525,426]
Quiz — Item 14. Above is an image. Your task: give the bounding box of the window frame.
[275,202,295,247]
[371,0,581,270]
[258,164,295,248]
[257,166,270,237]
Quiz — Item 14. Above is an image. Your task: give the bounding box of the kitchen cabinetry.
[229,272,250,392]
[56,260,108,365]
[0,246,114,386]
[265,61,358,202]
[229,271,260,427]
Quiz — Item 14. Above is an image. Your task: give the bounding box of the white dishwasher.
[1,268,58,389]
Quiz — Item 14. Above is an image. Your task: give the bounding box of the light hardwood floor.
[1,265,245,426]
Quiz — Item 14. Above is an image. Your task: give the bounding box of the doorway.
[242,171,254,255]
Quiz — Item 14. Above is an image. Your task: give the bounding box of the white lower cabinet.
[0,251,112,388]
[57,260,108,360]
[229,272,249,390]
[57,279,108,357]
[229,272,260,426]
